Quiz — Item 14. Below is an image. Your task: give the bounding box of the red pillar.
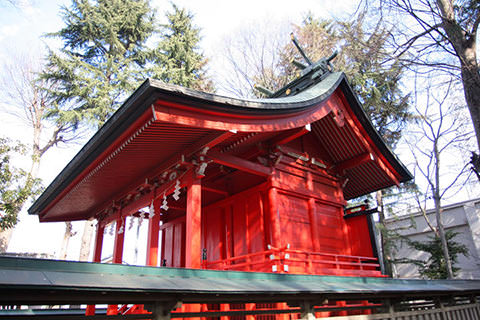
[268,187,281,248]
[308,198,320,252]
[93,223,105,262]
[107,216,126,315]
[113,216,125,264]
[147,199,161,266]
[85,222,105,316]
[185,177,201,269]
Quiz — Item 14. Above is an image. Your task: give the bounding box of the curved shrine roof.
[29,72,412,222]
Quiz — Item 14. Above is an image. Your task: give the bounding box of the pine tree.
[41,0,156,128]
[407,231,469,279]
[152,4,213,92]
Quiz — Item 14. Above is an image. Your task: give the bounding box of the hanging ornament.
[172,180,181,201]
[161,193,169,211]
[128,216,135,230]
[109,222,115,236]
[149,200,155,218]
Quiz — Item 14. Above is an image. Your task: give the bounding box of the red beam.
[334,152,373,175]
[185,176,202,269]
[270,124,311,146]
[208,151,272,177]
[202,186,228,196]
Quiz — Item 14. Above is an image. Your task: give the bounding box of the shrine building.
[29,62,411,279]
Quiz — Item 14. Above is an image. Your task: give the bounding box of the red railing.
[202,245,384,277]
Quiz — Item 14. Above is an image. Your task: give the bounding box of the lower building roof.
[0,257,478,305]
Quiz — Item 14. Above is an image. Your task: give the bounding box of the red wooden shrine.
[29,69,411,317]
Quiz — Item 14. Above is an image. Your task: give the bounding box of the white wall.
[385,198,480,279]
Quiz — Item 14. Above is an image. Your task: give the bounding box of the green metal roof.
[1,257,479,305]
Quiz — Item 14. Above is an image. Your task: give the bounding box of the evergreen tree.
[152,4,213,92]
[42,1,213,130]
[407,231,468,279]
[38,0,213,260]
[41,0,156,128]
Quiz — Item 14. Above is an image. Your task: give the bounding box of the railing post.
[220,303,230,320]
[152,301,179,320]
[307,253,313,274]
[439,300,451,320]
[300,301,316,320]
[246,303,255,320]
[86,222,104,316]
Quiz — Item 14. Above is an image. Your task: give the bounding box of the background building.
[385,198,480,279]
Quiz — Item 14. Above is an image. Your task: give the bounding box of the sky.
[0,0,359,260]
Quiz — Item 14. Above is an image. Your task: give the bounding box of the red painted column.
[220,303,230,320]
[185,177,202,269]
[93,223,105,262]
[147,199,161,266]
[268,187,281,248]
[107,216,126,315]
[85,222,105,316]
[113,216,125,264]
[308,198,320,252]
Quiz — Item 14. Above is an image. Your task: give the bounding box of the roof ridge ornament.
[255,33,338,98]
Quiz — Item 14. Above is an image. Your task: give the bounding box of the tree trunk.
[79,221,95,261]
[0,228,13,253]
[459,53,480,158]
[437,0,480,156]
[59,222,74,260]
[433,140,454,279]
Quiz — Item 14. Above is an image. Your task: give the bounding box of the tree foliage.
[152,4,213,92]
[0,138,42,230]
[41,0,156,129]
[407,230,468,279]
[41,0,213,131]
[250,13,411,147]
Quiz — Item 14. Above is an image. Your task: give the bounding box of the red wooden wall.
[159,136,378,276]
